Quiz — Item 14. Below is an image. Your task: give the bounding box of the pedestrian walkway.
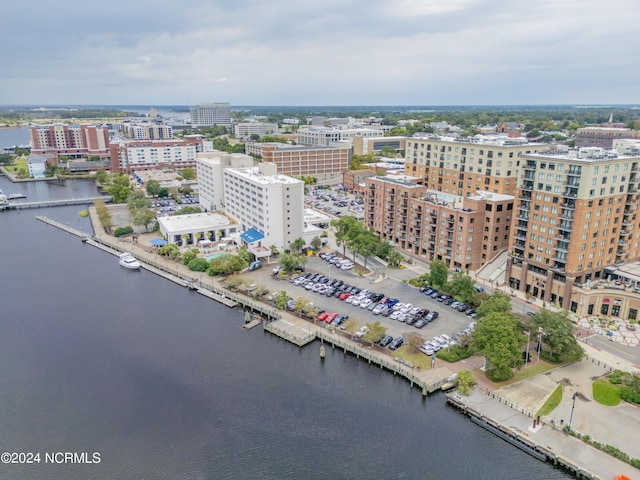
[454,388,639,480]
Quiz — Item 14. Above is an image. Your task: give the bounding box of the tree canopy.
[528,309,583,363]
[474,311,526,381]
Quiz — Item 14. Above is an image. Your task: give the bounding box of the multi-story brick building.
[30,123,110,158]
[245,143,350,181]
[109,135,204,172]
[364,175,514,271]
[575,127,639,149]
[404,135,547,197]
[506,147,640,309]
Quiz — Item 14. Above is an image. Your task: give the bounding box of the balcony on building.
[516,223,529,232]
[620,230,630,236]
[516,213,529,221]
[558,222,573,232]
[563,187,578,198]
[550,264,566,273]
[513,233,527,242]
[553,243,569,253]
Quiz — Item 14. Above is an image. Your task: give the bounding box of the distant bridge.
[6,196,111,210]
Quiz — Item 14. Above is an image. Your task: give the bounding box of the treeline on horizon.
[2,105,640,130]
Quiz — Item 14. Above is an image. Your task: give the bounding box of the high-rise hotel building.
[404,135,547,197]
[507,147,640,310]
[189,103,231,127]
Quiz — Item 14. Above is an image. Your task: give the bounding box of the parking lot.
[305,186,364,220]
[245,255,477,355]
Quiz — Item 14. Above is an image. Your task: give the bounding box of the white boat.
[0,190,8,211]
[119,252,141,270]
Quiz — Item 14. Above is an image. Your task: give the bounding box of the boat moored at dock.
[119,252,141,270]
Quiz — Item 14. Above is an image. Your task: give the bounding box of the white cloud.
[0,0,638,105]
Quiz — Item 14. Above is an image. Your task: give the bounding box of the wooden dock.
[243,319,262,330]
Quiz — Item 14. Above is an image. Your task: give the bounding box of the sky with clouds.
[1,0,638,106]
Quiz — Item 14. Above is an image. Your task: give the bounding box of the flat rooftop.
[158,212,233,232]
[225,167,302,185]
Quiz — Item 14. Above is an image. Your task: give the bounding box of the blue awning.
[150,238,168,246]
[240,228,264,244]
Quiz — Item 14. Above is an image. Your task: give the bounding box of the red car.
[339,293,352,301]
[317,312,329,321]
[324,313,339,323]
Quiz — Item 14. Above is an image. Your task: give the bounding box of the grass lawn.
[592,378,622,406]
[491,360,561,387]
[537,385,563,416]
[393,346,431,369]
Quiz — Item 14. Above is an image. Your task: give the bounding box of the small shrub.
[78,210,89,217]
[437,346,473,363]
[609,370,624,385]
[188,258,210,272]
[114,226,133,237]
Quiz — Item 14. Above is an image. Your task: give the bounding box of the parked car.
[354,326,369,339]
[414,319,428,329]
[359,298,373,309]
[425,311,439,321]
[380,306,393,317]
[390,311,403,321]
[386,298,399,307]
[388,337,404,351]
[372,304,386,315]
[379,335,393,347]
[424,288,436,296]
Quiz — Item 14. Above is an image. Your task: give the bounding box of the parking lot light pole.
[568,392,579,432]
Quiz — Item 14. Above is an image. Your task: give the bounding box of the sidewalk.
[457,388,639,480]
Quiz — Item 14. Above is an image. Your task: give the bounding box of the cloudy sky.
[2,0,638,106]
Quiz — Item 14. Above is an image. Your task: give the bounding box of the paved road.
[584,333,640,365]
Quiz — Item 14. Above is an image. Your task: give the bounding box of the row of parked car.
[319,252,354,270]
[420,287,477,318]
[418,321,476,356]
[288,271,440,330]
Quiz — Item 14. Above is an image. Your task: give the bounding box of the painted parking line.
[280,319,294,326]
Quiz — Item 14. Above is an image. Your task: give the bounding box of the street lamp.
[568,392,579,432]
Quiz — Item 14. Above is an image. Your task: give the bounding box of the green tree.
[476,291,512,319]
[331,216,361,257]
[145,179,161,197]
[181,168,196,180]
[379,146,397,158]
[428,259,448,288]
[530,309,583,362]
[182,248,199,265]
[174,206,202,215]
[132,208,156,232]
[127,190,151,211]
[278,252,307,272]
[94,169,109,184]
[386,249,404,268]
[446,272,476,303]
[350,229,380,268]
[274,291,289,310]
[342,318,361,338]
[188,258,210,272]
[363,321,386,345]
[290,237,306,253]
[474,312,526,381]
[158,244,181,261]
[456,370,475,395]
[158,188,169,198]
[310,236,322,253]
[407,334,425,353]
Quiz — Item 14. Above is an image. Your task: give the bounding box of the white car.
[351,296,366,306]
[434,336,450,348]
[400,303,413,314]
[390,311,403,321]
[340,263,354,270]
[397,313,409,323]
[392,302,405,311]
[419,344,435,356]
[409,307,422,316]
[355,325,369,339]
[427,341,442,351]
[372,304,386,315]
[359,298,373,308]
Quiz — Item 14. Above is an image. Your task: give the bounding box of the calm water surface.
[0,182,573,479]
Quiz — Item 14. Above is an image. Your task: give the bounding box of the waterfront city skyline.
[1,0,638,106]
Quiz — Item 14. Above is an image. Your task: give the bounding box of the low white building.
[233,122,279,138]
[157,212,239,247]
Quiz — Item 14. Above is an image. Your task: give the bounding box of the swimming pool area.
[206,253,224,261]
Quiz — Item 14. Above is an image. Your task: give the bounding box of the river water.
[0,159,573,479]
